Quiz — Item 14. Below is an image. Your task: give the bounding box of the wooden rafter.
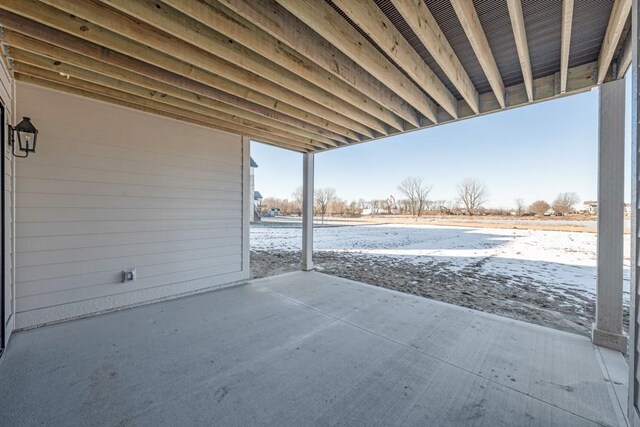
[15,75,312,153]
[88,0,390,135]
[506,0,533,102]
[390,0,479,114]
[218,0,422,128]
[332,0,458,119]
[0,0,623,154]
[597,0,631,83]
[5,33,347,147]
[3,0,377,139]
[560,0,574,93]
[276,0,440,124]
[451,0,506,108]
[163,0,406,132]
[0,16,363,144]
[15,62,328,151]
[11,49,339,148]
[617,34,632,79]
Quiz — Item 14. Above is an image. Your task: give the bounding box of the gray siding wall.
[15,82,248,329]
[1,58,15,342]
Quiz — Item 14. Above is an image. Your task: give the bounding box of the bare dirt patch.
[251,249,628,337]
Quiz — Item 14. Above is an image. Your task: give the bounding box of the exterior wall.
[14,82,249,329]
[0,57,15,344]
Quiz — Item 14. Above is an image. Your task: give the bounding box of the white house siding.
[14,82,249,329]
[0,58,15,343]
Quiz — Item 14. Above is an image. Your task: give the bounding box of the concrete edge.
[14,278,249,333]
[595,346,630,426]
[267,270,597,342]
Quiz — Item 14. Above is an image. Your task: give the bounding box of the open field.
[250,221,631,336]
[258,214,631,233]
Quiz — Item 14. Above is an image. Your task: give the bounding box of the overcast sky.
[252,75,631,209]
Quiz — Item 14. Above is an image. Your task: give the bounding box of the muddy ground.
[251,249,628,337]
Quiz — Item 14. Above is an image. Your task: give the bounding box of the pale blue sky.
[252,76,631,209]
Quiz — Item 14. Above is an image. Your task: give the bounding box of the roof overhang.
[0,0,631,153]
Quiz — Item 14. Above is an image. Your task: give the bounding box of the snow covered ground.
[251,223,631,304]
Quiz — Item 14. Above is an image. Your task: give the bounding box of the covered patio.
[0,272,628,426]
[0,0,638,425]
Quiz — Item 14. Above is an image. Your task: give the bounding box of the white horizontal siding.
[15,82,248,328]
[1,57,14,341]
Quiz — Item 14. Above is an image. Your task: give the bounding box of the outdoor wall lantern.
[8,116,38,158]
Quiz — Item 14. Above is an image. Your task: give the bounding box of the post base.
[592,325,628,354]
[301,263,314,272]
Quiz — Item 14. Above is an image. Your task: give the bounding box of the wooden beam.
[455,62,597,119]
[597,0,632,83]
[0,1,376,139]
[506,0,533,102]
[332,0,458,119]
[616,33,632,79]
[1,23,359,144]
[451,0,506,108]
[11,51,337,149]
[560,0,574,93]
[7,40,344,147]
[162,0,407,132]
[219,0,421,128]
[390,0,479,114]
[14,74,310,153]
[14,62,327,151]
[60,0,389,135]
[324,61,599,153]
[276,0,440,124]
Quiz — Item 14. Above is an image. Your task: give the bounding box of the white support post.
[629,1,640,420]
[301,153,314,271]
[593,79,628,353]
[241,136,251,279]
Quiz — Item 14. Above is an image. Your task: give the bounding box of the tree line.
[258,177,582,218]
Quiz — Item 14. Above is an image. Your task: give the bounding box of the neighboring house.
[583,201,598,215]
[269,207,281,216]
[250,157,261,221]
[254,191,263,208]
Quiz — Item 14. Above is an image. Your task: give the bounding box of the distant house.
[254,191,263,207]
[583,201,598,215]
[250,157,261,221]
[269,207,281,216]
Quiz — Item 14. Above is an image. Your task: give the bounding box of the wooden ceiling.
[0,0,632,153]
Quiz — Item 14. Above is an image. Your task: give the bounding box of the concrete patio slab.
[0,271,628,426]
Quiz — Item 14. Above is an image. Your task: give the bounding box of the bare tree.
[315,187,336,222]
[530,200,550,216]
[292,186,303,216]
[398,177,432,217]
[514,198,526,216]
[457,178,488,215]
[386,195,396,214]
[552,192,580,215]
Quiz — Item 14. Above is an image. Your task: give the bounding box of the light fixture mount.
[8,116,38,158]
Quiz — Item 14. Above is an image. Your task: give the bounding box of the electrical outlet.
[121,268,136,283]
